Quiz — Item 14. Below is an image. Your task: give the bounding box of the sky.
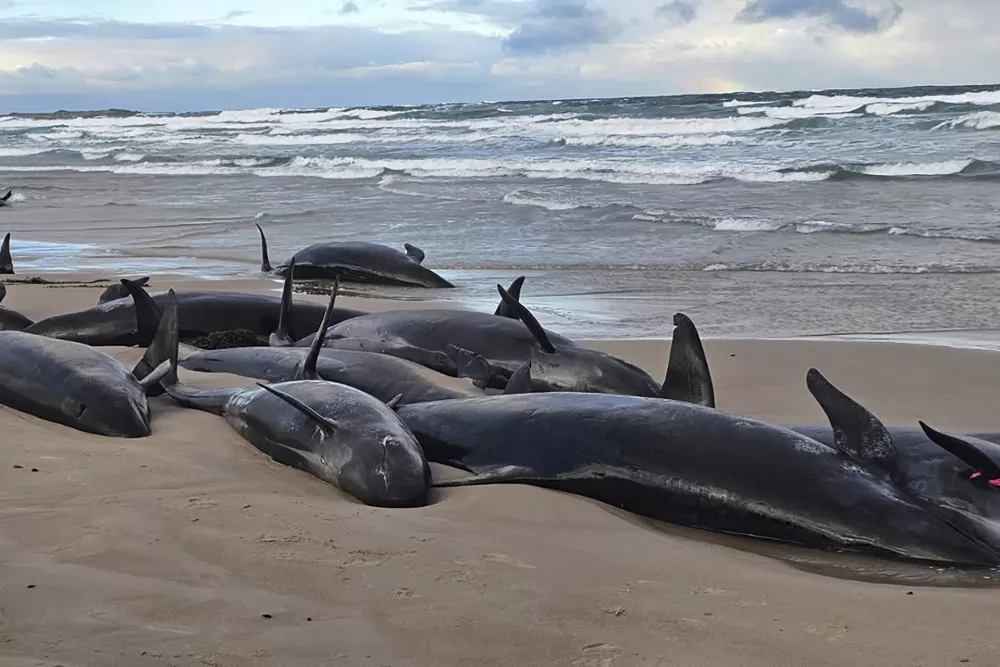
[0,0,996,111]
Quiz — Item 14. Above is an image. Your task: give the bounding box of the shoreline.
[9,269,1000,353]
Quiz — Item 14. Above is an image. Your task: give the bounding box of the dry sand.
[1,275,999,666]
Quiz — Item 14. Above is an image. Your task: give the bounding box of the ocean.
[1,83,1000,342]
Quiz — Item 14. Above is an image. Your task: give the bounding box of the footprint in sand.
[340,549,416,567]
[481,553,536,569]
[804,621,849,641]
[254,533,307,545]
[572,643,624,667]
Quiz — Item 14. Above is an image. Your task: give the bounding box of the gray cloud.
[656,1,697,25]
[0,0,998,113]
[340,1,360,14]
[221,10,251,21]
[737,0,902,33]
[502,0,620,55]
[0,19,214,40]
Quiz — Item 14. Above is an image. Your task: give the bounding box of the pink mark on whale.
[969,472,1000,487]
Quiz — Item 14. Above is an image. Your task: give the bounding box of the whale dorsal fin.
[503,361,533,395]
[1,191,11,202]
[120,277,164,346]
[494,276,525,318]
[295,277,339,381]
[256,224,272,273]
[386,394,403,410]
[806,368,895,465]
[404,243,425,264]
[257,382,338,433]
[919,422,1000,481]
[662,313,715,408]
[270,257,297,346]
[496,284,555,354]
[0,232,12,274]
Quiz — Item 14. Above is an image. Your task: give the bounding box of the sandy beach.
[2,274,1000,667]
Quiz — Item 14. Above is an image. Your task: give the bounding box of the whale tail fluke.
[270,257,297,346]
[120,277,164,347]
[133,288,179,396]
[98,276,149,304]
[661,313,715,408]
[496,284,556,353]
[157,289,241,414]
[256,223,272,273]
[295,277,339,381]
[0,232,13,274]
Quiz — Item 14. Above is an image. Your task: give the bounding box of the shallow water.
[2,84,1000,340]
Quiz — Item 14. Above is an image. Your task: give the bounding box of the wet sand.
[1,275,999,666]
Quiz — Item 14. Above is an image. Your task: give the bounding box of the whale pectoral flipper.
[496,284,556,353]
[806,368,895,465]
[494,276,525,318]
[662,312,716,408]
[404,243,425,264]
[503,361,533,395]
[270,257,298,346]
[256,382,339,433]
[445,344,493,389]
[295,278,340,381]
[432,466,539,488]
[919,422,1000,480]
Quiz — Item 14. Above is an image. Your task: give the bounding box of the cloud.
[656,1,697,25]
[221,10,251,21]
[0,19,214,40]
[0,1,998,112]
[502,0,621,54]
[736,0,902,33]
[340,1,360,14]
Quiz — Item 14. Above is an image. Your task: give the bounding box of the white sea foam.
[559,134,740,148]
[502,190,584,211]
[859,159,971,177]
[711,218,784,231]
[0,147,50,157]
[701,261,980,274]
[934,111,1000,131]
